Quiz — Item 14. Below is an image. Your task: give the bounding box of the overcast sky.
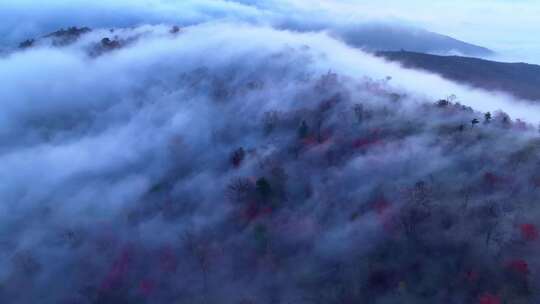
[1,0,539,62]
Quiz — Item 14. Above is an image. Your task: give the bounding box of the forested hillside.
[2,25,540,304]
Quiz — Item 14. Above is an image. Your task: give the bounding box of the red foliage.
[302,133,332,147]
[483,172,502,186]
[483,172,515,188]
[465,270,479,283]
[139,279,156,296]
[370,195,397,235]
[243,203,259,221]
[100,248,133,291]
[353,129,382,149]
[374,197,390,215]
[478,293,501,304]
[260,207,273,217]
[302,135,318,146]
[507,259,529,276]
[242,203,273,222]
[520,224,539,241]
[353,137,378,149]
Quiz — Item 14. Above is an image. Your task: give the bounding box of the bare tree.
[227,177,253,203]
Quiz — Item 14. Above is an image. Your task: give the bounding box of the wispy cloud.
[3,0,540,62]
[2,3,540,303]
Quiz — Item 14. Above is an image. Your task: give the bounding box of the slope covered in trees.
[2,25,540,304]
[335,25,493,56]
[377,51,540,102]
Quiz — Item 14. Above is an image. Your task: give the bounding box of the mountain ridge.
[336,24,494,56]
[376,50,540,101]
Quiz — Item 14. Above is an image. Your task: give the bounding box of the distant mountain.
[376,50,540,101]
[10,23,493,59]
[336,24,494,57]
[17,26,92,50]
[11,26,180,58]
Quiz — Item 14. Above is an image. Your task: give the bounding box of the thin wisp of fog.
[2,1,540,304]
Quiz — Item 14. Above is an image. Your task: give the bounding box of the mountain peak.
[336,24,494,56]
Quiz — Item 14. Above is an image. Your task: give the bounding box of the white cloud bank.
[1,2,540,303]
[3,0,540,62]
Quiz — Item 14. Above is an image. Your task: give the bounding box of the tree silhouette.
[298,120,309,139]
[230,148,245,168]
[256,178,272,201]
[353,104,364,124]
[484,112,492,123]
[18,39,35,49]
[170,26,181,34]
